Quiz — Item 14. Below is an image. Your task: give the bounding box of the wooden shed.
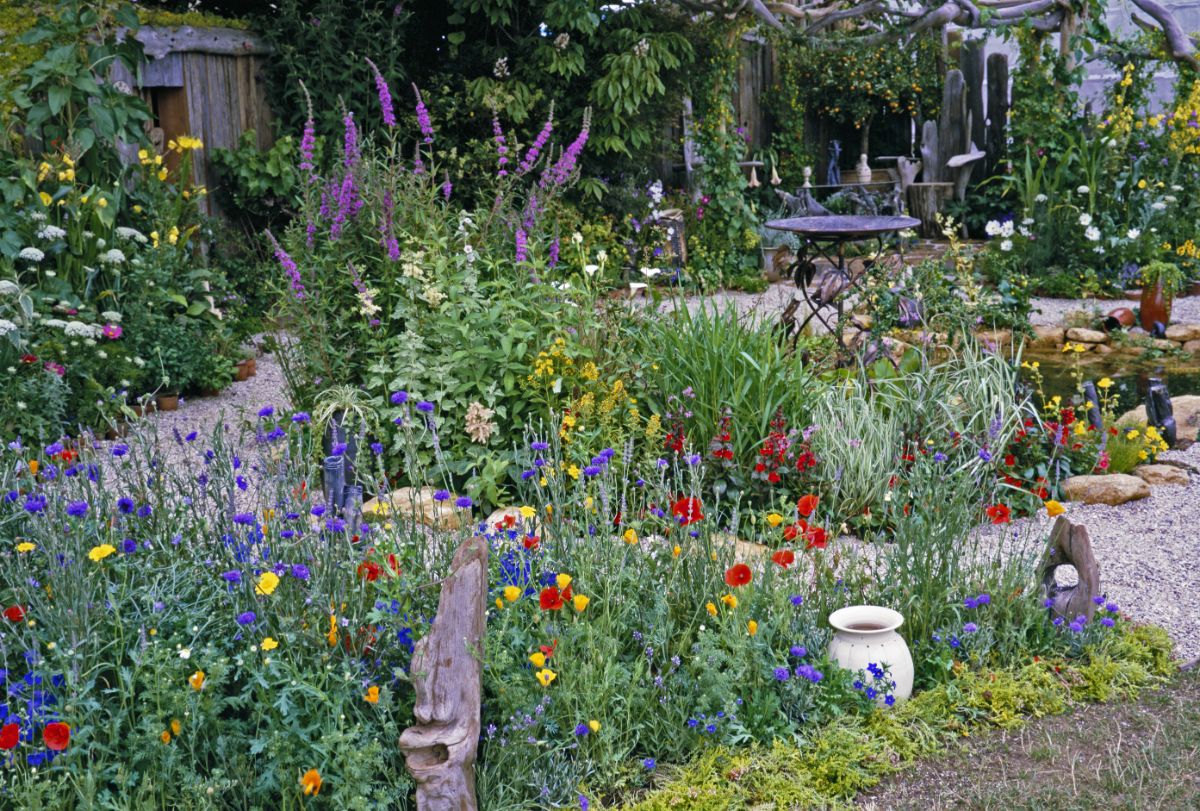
[112,26,275,216]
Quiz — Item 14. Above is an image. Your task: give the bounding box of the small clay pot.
[1188,280,1200,297]
[246,357,257,377]
[157,393,179,412]
[235,360,250,382]
[1140,281,1172,331]
[1103,307,1136,331]
[1124,289,1142,301]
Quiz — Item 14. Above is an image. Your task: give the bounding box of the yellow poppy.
[519,505,536,519]
[588,719,601,732]
[364,685,380,704]
[535,668,557,687]
[706,602,718,616]
[261,637,279,651]
[721,594,738,609]
[1044,500,1066,517]
[623,529,638,545]
[88,544,116,562]
[672,545,681,558]
[503,585,521,602]
[572,594,590,612]
[170,719,181,736]
[766,513,784,528]
[529,652,546,668]
[747,620,758,636]
[188,670,205,690]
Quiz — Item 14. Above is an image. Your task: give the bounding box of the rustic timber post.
[400,536,489,810]
[984,53,1009,181]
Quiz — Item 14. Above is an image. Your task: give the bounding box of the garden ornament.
[1103,307,1136,331]
[1146,377,1177,447]
[1150,321,1167,339]
[826,140,842,187]
[1039,516,1101,623]
[322,455,346,511]
[774,188,830,218]
[855,153,872,185]
[801,165,812,189]
[400,536,488,810]
[1081,381,1102,431]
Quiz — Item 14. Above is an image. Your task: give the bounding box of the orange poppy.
[797,494,819,517]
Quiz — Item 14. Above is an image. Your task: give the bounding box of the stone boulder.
[1029,326,1065,349]
[1065,327,1107,344]
[1133,464,1189,487]
[1119,395,1200,442]
[1061,474,1150,505]
[1166,324,1200,342]
[362,487,472,530]
[483,506,524,532]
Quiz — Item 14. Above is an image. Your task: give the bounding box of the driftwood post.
[400,536,488,811]
[1040,516,1101,622]
[984,53,1009,181]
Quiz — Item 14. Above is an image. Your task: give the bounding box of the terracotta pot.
[246,357,257,376]
[828,605,914,703]
[130,403,145,418]
[1188,280,1200,297]
[235,360,250,381]
[157,394,180,412]
[1139,281,1172,331]
[1103,307,1136,331]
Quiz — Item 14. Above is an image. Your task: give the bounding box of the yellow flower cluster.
[1167,79,1200,157]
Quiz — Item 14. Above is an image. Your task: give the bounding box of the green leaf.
[47,85,70,116]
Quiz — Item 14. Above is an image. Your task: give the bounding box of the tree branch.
[1129,0,1199,67]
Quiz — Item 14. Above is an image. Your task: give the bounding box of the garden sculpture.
[1082,381,1102,431]
[826,140,842,187]
[400,535,488,810]
[1040,516,1101,623]
[1146,377,1177,447]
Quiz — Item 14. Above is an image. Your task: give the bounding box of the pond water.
[1022,352,1200,413]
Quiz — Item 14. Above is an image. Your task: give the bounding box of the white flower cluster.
[984,220,1014,238]
[42,318,67,329]
[99,248,126,265]
[101,310,122,322]
[115,226,148,244]
[0,319,17,336]
[37,225,67,241]
[18,247,44,263]
[64,321,100,338]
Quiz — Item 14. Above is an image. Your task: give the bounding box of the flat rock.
[1061,474,1151,505]
[1151,338,1178,350]
[975,329,1012,349]
[1094,343,1114,354]
[484,506,524,532]
[1120,394,1200,442]
[1134,464,1190,486]
[1029,325,1065,349]
[1184,339,1200,353]
[363,486,472,530]
[1066,327,1107,344]
[1166,324,1200,342]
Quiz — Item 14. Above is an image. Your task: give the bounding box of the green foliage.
[209,131,306,231]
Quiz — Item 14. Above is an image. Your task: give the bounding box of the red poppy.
[540,640,558,659]
[796,494,819,518]
[387,553,401,573]
[771,549,795,569]
[523,535,540,551]
[1004,454,1015,466]
[804,526,828,550]
[724,563,752,588]
[782,520,807,542]
[356,560,382,582]
[55,448,77,464]
[0,723,18,750]
[498,514,516,530]
[3,605,25,622]
[20,354,37,364]
[539,587,564,611]
[671,497,704,526]
[42,722,69,751]
[985,504,1011,524]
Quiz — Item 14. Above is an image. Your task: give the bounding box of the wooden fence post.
[985,53,1009,181]
[399,536,489,811]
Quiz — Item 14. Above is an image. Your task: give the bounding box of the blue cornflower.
[455,496,473,509]
[236,611,257,626]
[290,564,310,580]
[120,538,137,554]
[280,529,296,539]
[111,444,129,457]
[433,490,450,502]
[964,597,977,609]
[705,724,717,734]
[331,442,347,456]
[789,645,807,658]
[599,448,615,460]
[391,391,408,405]
[370,442,384,455]
[976,593,990,605]
[257,405,275,418]
[530,440,549,451]
[221,570,243,584]
[789,595,804,607]
[795,665,823,683]
[574,723,589,736]
[325,518,347,533]
[686,718,698,728]
[416,401,434,413]
[1069,620,1085,633]
[65,501,88,517]
[233,513,255,525]
[1100,616,1115,628]
[44,442,63,456]
[884,694,896,707]
[266,427,286,442]
[521,469,536,481]
[685,453,700,466]
[949,636,961,648]
[137,505,152,518]
[311,504,327,517]
[642,758,656,770]
[1092,595,1106,606]
[1053,617,1064,626]
[963,622,978,633]
[23,494,47,514]
[1043,598,1054,609]
[1106,602,1119,613]
[291,412,311,423]
[933,451,947,462]
[774,667,790,681]
[978,448,992,462]
[583,465,602,477]
[185,431,198,442]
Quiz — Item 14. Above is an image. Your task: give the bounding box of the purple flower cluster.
[413,84,434,144]
[493,114,508,177]
[266,230,305,300]
[366,58,396,128]
[543,112,590,187]
[342,111,359,168]
[518,110,554,175]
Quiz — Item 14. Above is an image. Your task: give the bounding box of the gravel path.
[1031,294,1200,327]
